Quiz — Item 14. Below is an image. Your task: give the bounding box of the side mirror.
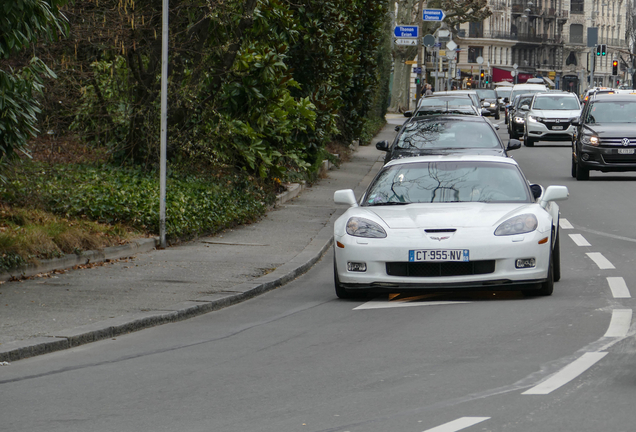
[521,105,529,110]
[507,139,522,151]
[571,120,581,127]
[493,124,500,130]
[334,189,358,207]
[375,140,390,152]
[403,111,413,118]
[481,108,488,115]
[394,125,401,131]
[540,185,569,208]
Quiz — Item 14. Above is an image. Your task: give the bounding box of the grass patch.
[0,160,275,272]
[0,206,137,272]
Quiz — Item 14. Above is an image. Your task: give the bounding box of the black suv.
[572,94,636,180]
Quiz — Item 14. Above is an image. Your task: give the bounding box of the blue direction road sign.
[394,25,419,38]
[423,9,445,21]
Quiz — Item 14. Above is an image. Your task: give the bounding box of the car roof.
[589,93,636,102]
[384,154,519,168]
[534,92,577,97]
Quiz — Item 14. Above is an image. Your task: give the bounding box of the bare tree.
[388,0,491,113]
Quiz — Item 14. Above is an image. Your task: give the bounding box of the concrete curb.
[0,238,160,282]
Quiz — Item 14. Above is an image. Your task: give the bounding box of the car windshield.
[495,88,512,99]
[475,89,497,99]
[396,120,498,149]
[585,100,636,123]
[363,161,531,204]
[516,96,533,108]
[533,96,579,110]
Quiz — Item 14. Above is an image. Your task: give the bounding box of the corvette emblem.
[430,236,450,241]
[622,138,630,146]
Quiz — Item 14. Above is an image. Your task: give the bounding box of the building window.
[570,24,584,44]
[570,0,584,14]
[469,22,483,38]
[468,46,483,63]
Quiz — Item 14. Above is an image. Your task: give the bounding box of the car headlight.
[494,214,538,236]
[527,115,543,123]
[346,217,387,238]
[514,116,525,123]
[581,135,599,146]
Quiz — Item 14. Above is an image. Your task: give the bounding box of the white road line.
[423,417,490,432]
[522,352,608,395]
[569,233,591,246]
[559,218,574,229]
[607,277,631,298]
[586,252,615,269]
[604,309,633,338]
[354,300,469,310]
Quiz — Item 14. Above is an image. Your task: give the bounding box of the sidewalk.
[0,119,400,362]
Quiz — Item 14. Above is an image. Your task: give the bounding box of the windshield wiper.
[368,201,411,206]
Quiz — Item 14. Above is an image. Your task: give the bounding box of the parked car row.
[332,88,569,299]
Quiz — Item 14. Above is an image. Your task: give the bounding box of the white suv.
[523,92,582,147]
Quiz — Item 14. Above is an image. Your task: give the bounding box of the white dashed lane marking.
[604,309,633,338]
[522,352,608,395]
[586,252,615,269]
[607,277,631,298]
[559,218,574,229]
[569,233,591,246]
[422,417,490,432]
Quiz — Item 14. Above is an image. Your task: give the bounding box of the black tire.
[510,128,519,139]
[495,111,500,120]
[524,137,535,147]
[575,164,589,180]
[334,257,364,299]
[553,227,561,283]
[571,156,577,178]
[524,251,554,296]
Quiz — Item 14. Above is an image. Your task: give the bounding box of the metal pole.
[415,0,424,107]
[590,46,595,88]
[159,0,169,248]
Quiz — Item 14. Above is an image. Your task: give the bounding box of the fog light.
[581,153,590,161]
[347,262,367,272]
[516,258,536,269]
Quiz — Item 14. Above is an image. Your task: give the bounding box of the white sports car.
[333,155,569,298]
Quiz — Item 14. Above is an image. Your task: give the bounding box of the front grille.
[386,261,496,277]
[602,154,636,164]
[540,119,570,129]
[599,138,636,146]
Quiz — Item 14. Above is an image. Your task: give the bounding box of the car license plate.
[552,125,563,130]
[409,250,469,262]
[618,148,635,154]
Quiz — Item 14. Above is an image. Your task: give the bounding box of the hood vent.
[425,229,457,233]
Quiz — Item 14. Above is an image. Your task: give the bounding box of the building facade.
[450,0,630,94]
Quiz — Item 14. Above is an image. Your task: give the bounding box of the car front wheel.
[575,164,590,180]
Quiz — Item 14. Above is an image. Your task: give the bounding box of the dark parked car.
[506,93,535,139]
[572,94,636,180]
[377,115,521,164]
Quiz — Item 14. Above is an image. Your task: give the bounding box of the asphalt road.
[2,114,636,432]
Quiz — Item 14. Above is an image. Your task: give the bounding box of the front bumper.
[334,229,551,292]
[577,143,636,172]
[526,119,575,141]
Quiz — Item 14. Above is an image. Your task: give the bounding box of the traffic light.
[480,71,485,79]
[596,44,607,56]
[612,60,618,75]
[415,77,421,85]
[485,75,490,84]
